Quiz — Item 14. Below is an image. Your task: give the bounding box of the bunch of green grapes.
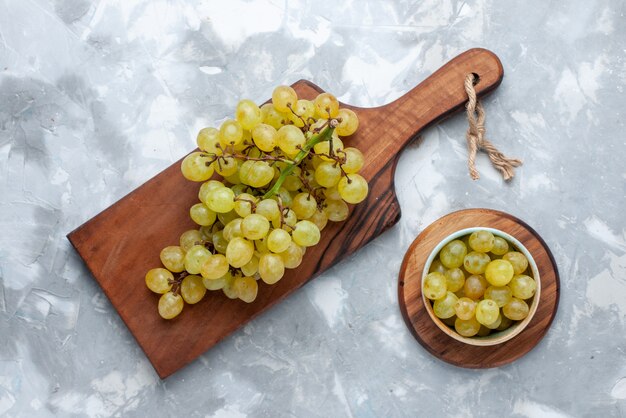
[423,229,537,337]
[145,86,369,319]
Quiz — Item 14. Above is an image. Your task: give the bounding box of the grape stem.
[286,103,309,130]
[263,121,338,199]
[168,271,189,295]
[234,196,257,212]
[202,145,295,165]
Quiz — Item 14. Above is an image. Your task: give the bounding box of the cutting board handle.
[353,48,503,167]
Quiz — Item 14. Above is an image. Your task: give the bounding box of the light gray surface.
[1,0,625,417]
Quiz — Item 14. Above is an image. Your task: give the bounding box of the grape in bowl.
[421,227,540,346]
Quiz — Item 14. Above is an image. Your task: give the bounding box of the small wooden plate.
[398,208,560,368]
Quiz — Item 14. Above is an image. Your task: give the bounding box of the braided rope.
[464,74,522,180]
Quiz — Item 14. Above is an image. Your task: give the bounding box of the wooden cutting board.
[68,48,504,378]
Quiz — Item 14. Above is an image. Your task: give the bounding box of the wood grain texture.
[398,209,560,368]
[68,48,504,378]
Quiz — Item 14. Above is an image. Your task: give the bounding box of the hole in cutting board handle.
[471,72,480,85]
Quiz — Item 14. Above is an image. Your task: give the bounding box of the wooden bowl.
[422,227,541,346]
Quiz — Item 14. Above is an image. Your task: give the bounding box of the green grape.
[236,99,262,130]
[463,251,491,274]
[423,272,447,300]
[313,137,343,161]
[463,274,488,300]
[234,193,257,217]
[241,214,270,240]
[445,268,465,292]
[301,167,318,186]
[241,255,259,277]
[272,85,298,113]
[203,272,229,290]
[485,259,515,286]
[503,252,529,275]
[181,152,214,182]
[341,147,364,174]
[468,230,495,253]
[483,313,502,330]
[280,242,304,268]
[273,187,293,208]
[288,99,315,127]
[180,275,206,304]
[313,92,339,118]
[454,316,480,337]
[246,145,263,158]
[234,276,258,303]
[255,237,270,254]
[190,203,217,226]
[324,199,349,222]
[180,229,203,252]
[272,209,297,231]
[212,231,228,254]
[475,299,499,326]
[214,156,238,177]
[184,245,211,274]
[484,286,513,307]
[310,157,322,170]
[211,222,224,234]
[440,240,468,269]
[292,220,320,247]
[197,127,221,154]
[267,228,292,253]
[337,174,368,204]
[292,193,317,219]
[225,237,255,268]
[307,209,328,231]
[158,292,184,319]
[282,173,303,192]
[222,218,243,241]
[502,298,530,320]
[145,268,173,294]
[335,108,359,136]
[219,119,244,146]
[199,225,213,241]
[198,180,224,204]
[256,199,280,221]
[433,291,459,319]
[324,186,341,201]
[230,183,247,195]
[259,253,285,284]
[160,246,185,273]
[260,103,288,129]
[314,161,341,188]
[477,326,491,337]
[238,160,253,185]
[222,273,239,299]
[509,275,537,300]
[429,259,447,274]
[277,125,305,155]
[251,123,277,152]
[454,297,477,320]
[217,210,239,226]
[491,236,509,255]
[246,161,274,188]
[206,187,235,213]
[496,315,513,331]
[200,253,229,279]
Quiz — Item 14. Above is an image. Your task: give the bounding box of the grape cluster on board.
[424,230,537,337]
[145,86,369,319]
